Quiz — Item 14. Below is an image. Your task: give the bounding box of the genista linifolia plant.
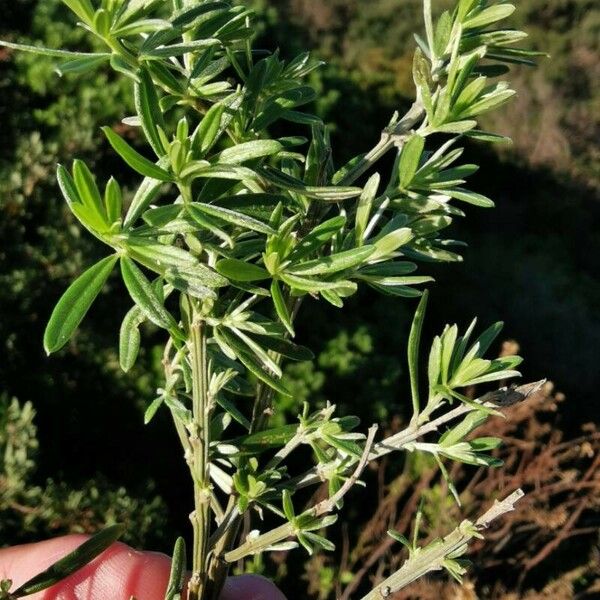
[0,1,546,598]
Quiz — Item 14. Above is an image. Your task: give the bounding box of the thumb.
[0,536,286,600]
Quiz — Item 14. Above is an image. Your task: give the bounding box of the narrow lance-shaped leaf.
[11,525,125,597]
[217,329,292,397]
[355,174,379,246]
[287,246,375,276]
[119,305,145,372]
[216,259,270,282]
[250,333,314,361]
[123,177,164,229]
[135,68,166,157]
[164,538,187,600]
[271,279,294,336]
[408,290,429,417]
[102,127,173,182]
[44,255,118,354]
[218,140,283,164]
[104,177,123,224]
[61,0,95,24]
[369,228,415,261]
[463,3,516,30]
[140,39,221,59]
[189,203,275,235]
[399,134,425,189]
[0,40,102,58]
[73,160,110,231]
[260,167,362,201]
[56,54,111,76]
[192,102,225,157]
[120,257,179,332]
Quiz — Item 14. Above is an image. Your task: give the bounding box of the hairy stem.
[338,102,425,186]
[359,489,525,599]
[188,315,211,600]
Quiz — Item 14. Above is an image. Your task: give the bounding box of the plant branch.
[359,489,525,599]
[289,382,543,491]
[223,426,378,562]
[337,102,425,186]
[188,314,211,600]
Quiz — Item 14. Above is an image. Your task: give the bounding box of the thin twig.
[223,426,378,562]
[359,489,525,600]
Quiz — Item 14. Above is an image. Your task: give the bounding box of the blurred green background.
[0,0,598,597]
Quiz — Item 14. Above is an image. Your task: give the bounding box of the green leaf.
[288,215,347,262]
[44,255,118,354]
[12,524,124,597]
[56,54,111,76]
[93,8,110,37]
[408,290,428,416]
[216,259,270,282]
[282,490,295,521]
[56,164,80,209]
[0,40,100,59]
[473,322,504,357]
[192,103,225,157]
[399,135,425,189]
[164,538,187,600]
[441,325,459,384]
[441,411,488,447]
[164,268,219,301]
[432,120,477,134]
[124,177,164,229]
[189,203,275,235]
[235,424,298,452]
[370,228,415,261]
[388,529,411,548]
[181,164,256,183]
[287,246,375,276]
[104,177,123,224]
[434,10,452,56]
[141,39,221,59]
[457,0,478,21]
[126,239,193,271]
[260,167,362,201]
[413,48,434,115]
[218,140,283,164]
[249,332,314,361]
[464,4,516,30]
[135,68,166,157]
[112,19,172,38]
[73,160,109,230]
[119,305,145,372]
[171,2,231,27]
[57,165,105,236]
[462,89,516,118]
[218,329,291,397]
[128,241,228,289]
[358,262,418,277]
[355,173,379,246]
[61,0,95,24]
[428,335,442,390]
[271,279,294,336]
[464,130,511,144]
[120,257,179,331]
[102,127,173,181]
[445,188,494,207]
[187,207,234,247]
[110,54,141,82]
[462,369,521,386]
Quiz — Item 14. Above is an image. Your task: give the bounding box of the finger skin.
[0,536,286,600]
